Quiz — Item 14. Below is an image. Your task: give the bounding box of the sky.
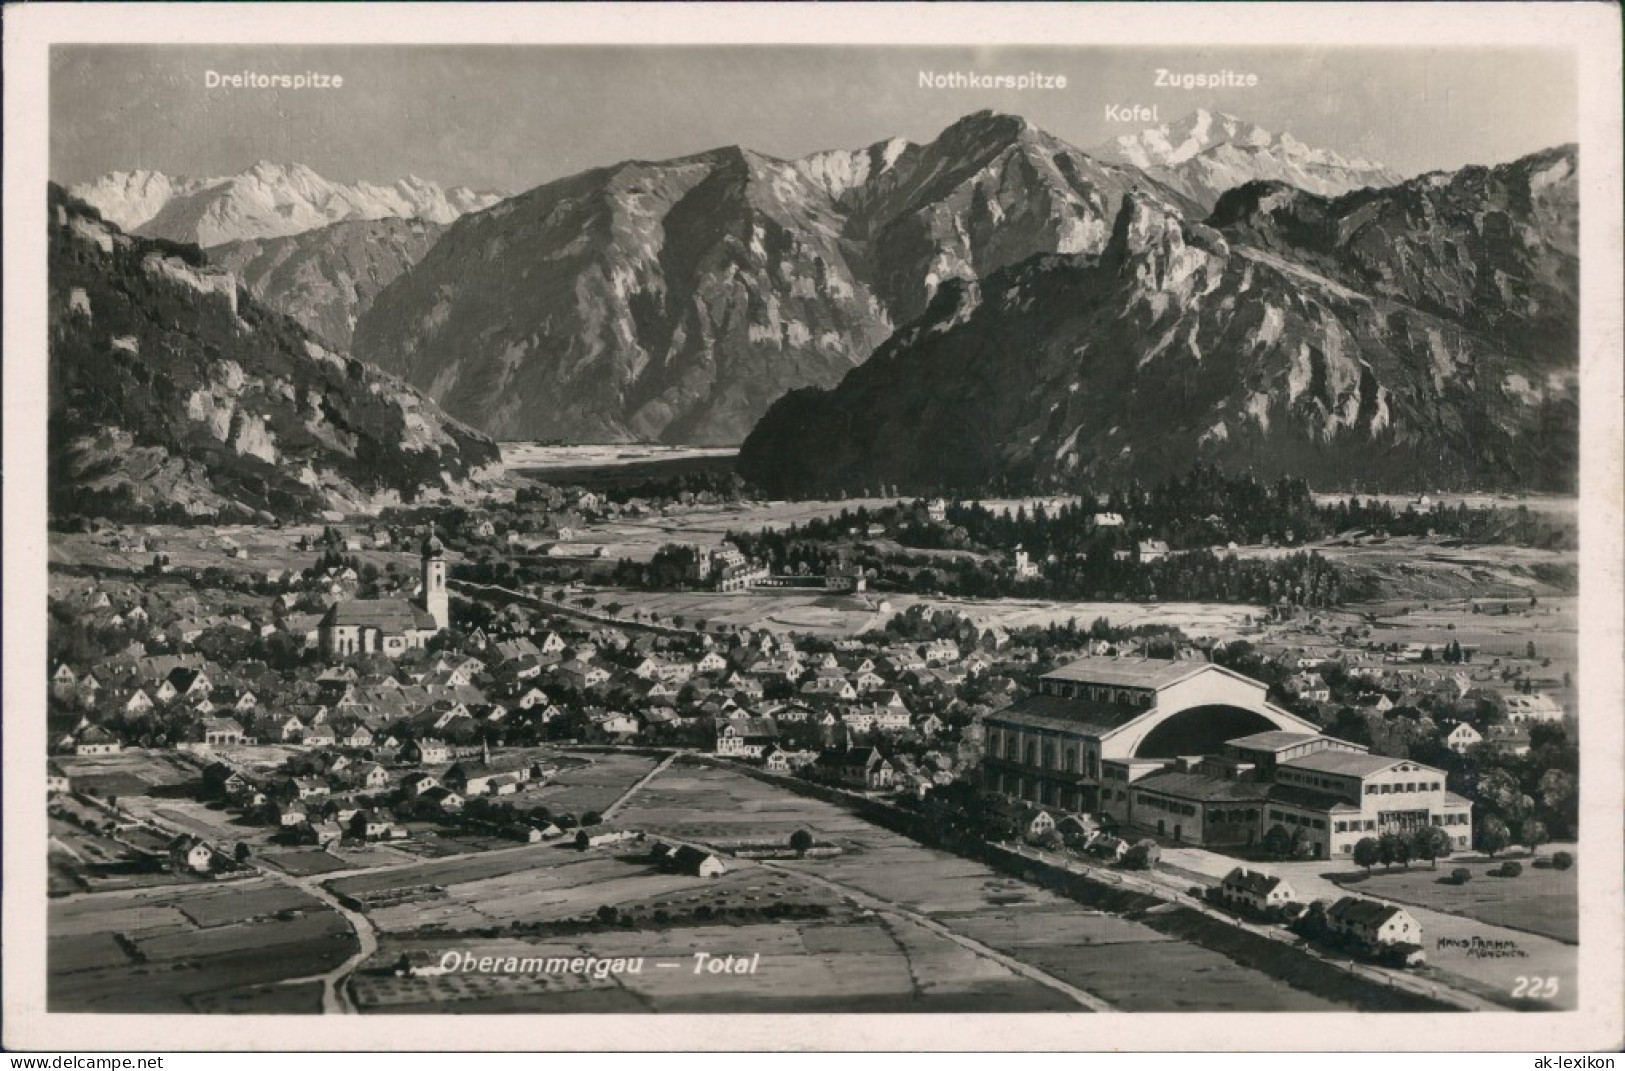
[50,45,1577,193]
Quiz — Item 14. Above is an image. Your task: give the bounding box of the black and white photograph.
[4,1,1622,1054]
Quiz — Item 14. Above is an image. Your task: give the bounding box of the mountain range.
[68,162,503,247]
[206,218,447,351]
[47,186,500,523]
[1093,109,1402,210]
[350,111,1217,443]
[56,111,1578,498]
[738,144,1578,495]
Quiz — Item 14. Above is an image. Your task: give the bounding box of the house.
[592,711,639,738]
[576,828,642,850]
[557,660,611,690]
[73,726,122,756]
[401,772,440,796]
[825,563,867,593]
[158,667,212,705]
[262,714,306,742]
[1439,719,1484,754]
[167,834,217,874]
[1503,692,1565,725]
[1219,868,1298,915]
[278,776,329,802]
[991,799,1056,840]
[354,762,392,790]
[761,745,793,773]
[670,845,726,878]
[421,786,464,813]
[813,746,894,790]
[47,761,71,794]
[302,725,337,748]
[1137,540,1171,563]
[339,724,375,749]
[197,717,245,746]
[716,717,779,758]
[202,761,250,798]
[348,810,395,840]
[444,751,535,796]
[1086,834,1130,861]
[1326,897,1424,952]
[400,738,451,765]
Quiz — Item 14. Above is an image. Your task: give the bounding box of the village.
[45,480,1580,1014]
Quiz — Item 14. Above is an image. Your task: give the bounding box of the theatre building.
[983,657,1470,859]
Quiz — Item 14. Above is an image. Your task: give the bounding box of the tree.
[1121,839,1161,870]
[1376,831,1410,869]
[1477,816,1512,857]
[1261,824,1292,858]
[581,811,603,828]
[1519,818,1550,856]
[1411,825,1453,870]
[234,841,252,864]
[789,828,814,857]
[1551,851,1574,871]
[1353,836,1380,873]
[1289,827,1316,859]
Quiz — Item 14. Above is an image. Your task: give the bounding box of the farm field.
[614,761,1348,1011]
[54,750,200,799]
[355,919,1077,1013]
[49,879,355,1013]
[587,586,1263,642]
[1329,854,1578,944]
[525,750,666,818]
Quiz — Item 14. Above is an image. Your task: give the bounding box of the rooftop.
[1279,750,1410,778]
[1226,731,1328,753]
[320,599,438,632]
[1041,656,1207,690]
[983,694,1145,736]
[1132,770,1274,803]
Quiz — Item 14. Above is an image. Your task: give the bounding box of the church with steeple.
[317,531,449,660]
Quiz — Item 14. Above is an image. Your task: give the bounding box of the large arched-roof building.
[982,656,1317,814]
[981,656,1469,860]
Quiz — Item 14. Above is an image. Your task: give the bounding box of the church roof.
[320,599,438,632]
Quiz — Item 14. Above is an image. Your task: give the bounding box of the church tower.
[421,530,449,631]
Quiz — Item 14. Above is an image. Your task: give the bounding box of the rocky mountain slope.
[48,186,501,522]
[1095,110,1402,211]
[69,162,503,246]
[206,217,446,350]
[351,111,1181,444]
[738,145,1578,496]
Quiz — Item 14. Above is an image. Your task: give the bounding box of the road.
[602,751,678,822]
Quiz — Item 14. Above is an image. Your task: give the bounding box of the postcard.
[4,1,1621,1052]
